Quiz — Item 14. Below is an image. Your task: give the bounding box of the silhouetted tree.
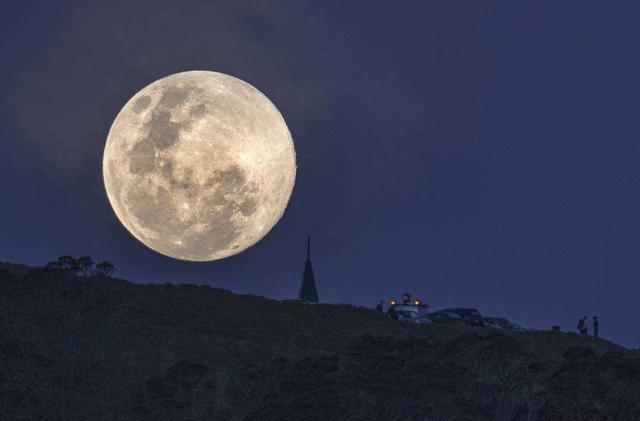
[45,256,80,273]
[95,261,114,277]
[57,255,79,270]
[77,256,94,276]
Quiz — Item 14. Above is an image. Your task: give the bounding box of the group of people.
[577,315,599,338]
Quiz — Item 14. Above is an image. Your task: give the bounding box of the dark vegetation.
[1,260,639,421]
[44,255,115,277]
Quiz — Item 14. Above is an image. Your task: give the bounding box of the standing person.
[402,292,411,305]
[375,301,384,313]
[577,317,585,335]
[582,316,589,335]
[593,316,599,338]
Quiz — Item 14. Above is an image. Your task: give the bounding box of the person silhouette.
[577,317,585,335]
[593,316,599,338]
[402,292,411,305]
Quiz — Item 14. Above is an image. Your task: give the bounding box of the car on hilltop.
[431,308,484,326]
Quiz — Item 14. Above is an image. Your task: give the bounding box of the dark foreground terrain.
[1,262,639,421]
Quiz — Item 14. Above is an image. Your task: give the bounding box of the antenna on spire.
[307,235,311,261]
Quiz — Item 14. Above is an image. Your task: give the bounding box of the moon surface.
[103,71,296,261]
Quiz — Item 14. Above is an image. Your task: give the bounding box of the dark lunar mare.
[124,82,260,257]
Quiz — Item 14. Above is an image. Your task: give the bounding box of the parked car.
[483,317,527,332]
[435,308,484,326]
[428,310,465,324]
[394,310,421,323]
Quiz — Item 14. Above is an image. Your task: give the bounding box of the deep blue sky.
[2,1,640,347]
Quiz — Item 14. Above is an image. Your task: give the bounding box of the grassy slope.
[1,263,431,403]
[0,262,634,420]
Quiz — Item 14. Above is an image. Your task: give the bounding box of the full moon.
[103,71,296,261]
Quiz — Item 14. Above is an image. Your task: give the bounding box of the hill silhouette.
[1,261,639,420]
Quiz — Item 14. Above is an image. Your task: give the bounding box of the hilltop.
[1,261,639,421]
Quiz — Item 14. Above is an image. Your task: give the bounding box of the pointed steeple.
[298,235,319,303]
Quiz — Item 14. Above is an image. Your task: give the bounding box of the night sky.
[2,1,640,347]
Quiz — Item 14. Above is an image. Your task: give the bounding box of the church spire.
[298,235,319,303]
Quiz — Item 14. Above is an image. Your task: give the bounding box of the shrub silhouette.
[77,256,95,276]
[44,256,114,277]
[45,255,79,272]
[94,261,114,277]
